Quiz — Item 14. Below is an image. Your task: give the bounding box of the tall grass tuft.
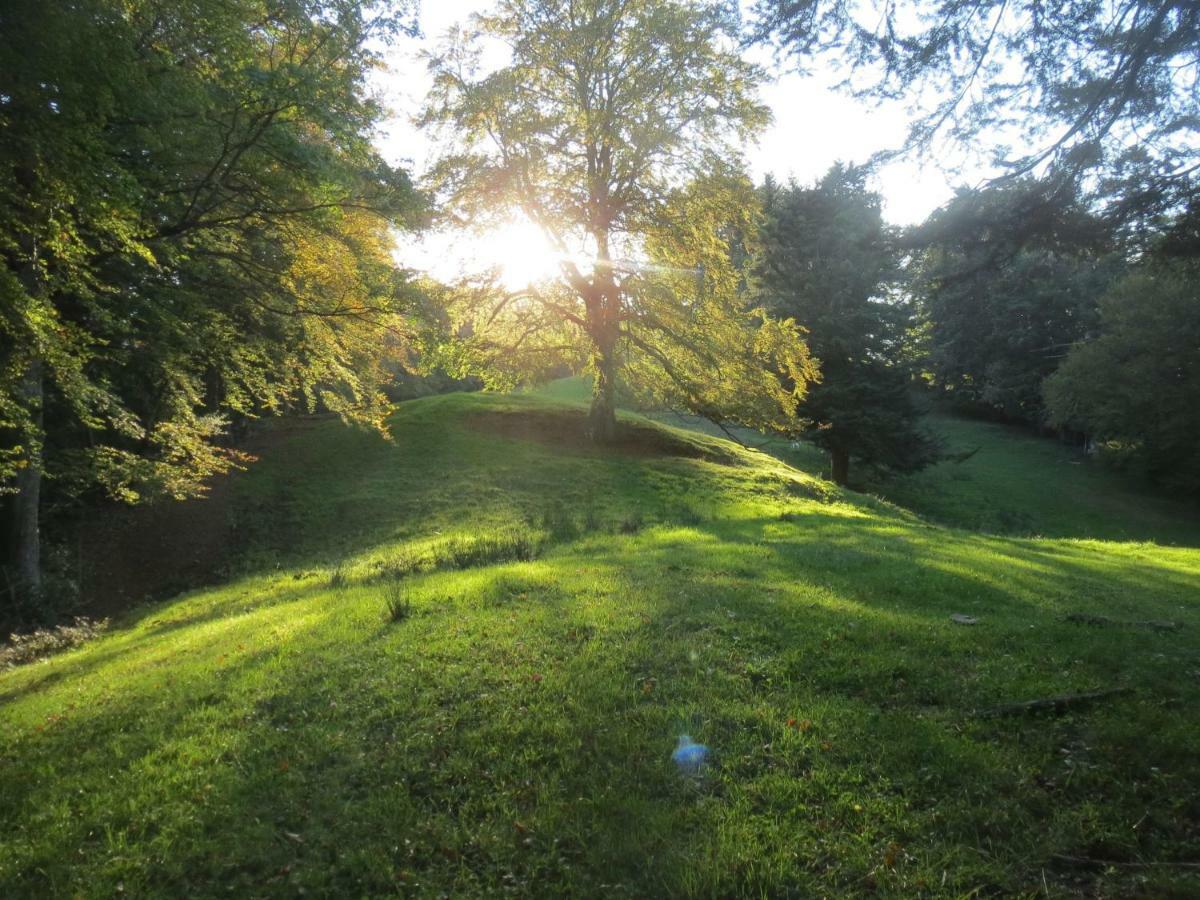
[382,581,411,623]
[539,503,579,541]
[329,558,349,589]
[437,530,539,568]
[618,511,643,534]
[378,529,542,583]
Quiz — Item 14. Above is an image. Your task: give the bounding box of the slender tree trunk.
[6,359,43,606]
[7,162,46,608]
[588,340,617,443]
[830,447,850,486]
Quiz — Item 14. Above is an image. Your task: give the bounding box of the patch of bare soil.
[64,417,331,620]
[465,409,737,464]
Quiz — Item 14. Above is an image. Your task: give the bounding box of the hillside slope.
[875,414,1200,545]
[2,393,1198,897]
[539,376,1200,544]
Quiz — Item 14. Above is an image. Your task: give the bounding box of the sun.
[478,217,569,290]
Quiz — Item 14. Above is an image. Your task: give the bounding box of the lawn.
[1,391,1198,897]
[593,376,1200,546]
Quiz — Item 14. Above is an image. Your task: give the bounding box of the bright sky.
[372,1,970,284]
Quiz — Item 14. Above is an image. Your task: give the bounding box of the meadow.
[1,391,1198,897]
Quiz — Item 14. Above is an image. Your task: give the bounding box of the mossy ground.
[2,391,1198,897]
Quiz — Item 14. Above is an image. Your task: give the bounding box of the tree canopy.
[907,181,1123,423]
[1,0,424,608]
[421,0,815,441]
[752,0,1200,227]
[1045,260,1200,496]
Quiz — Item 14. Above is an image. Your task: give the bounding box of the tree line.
[3,0,1197,620]
[1,0,425,612]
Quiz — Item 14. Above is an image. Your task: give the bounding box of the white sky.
[372,1,973,280]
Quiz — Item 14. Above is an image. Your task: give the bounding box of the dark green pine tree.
[754,165,938,485]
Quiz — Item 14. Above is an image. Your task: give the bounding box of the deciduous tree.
[0,0,424,611]
[421,0,815,442]
[1045,261,1200,496]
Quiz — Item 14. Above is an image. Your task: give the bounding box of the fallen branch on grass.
[947,446,981,464]
[1064,612,1181,632]
[974,687,1132,718]
[1051,853,1200,870]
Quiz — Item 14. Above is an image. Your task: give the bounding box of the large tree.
[752,0,1200,229]
[0,0,423,611]
[754,166,936,485]
[421,0,815,441]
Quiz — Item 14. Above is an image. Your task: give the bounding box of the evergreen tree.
[752,0,1200,227]
[908,181,1122,423]
[754,165,937,485]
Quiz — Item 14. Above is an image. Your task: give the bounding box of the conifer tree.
[754,166,936,484]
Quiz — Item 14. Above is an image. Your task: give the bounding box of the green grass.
[881,414,1200,545]
[2,391,1199,897]
[539,376,1200,546]
[728,412,1200,546]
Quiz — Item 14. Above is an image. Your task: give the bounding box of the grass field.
[2,391,1199,897]
[879,414,1200,546]
[577,376,1200,547]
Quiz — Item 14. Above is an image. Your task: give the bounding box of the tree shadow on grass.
[0,552,1026,896]
[669,513,1199,625]
[7,383,1200,897]
[0,578,333,706]
[2,519,1198,896]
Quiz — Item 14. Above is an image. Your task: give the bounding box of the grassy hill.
[2,391,1199,897]
[879,414,1200,545]
[540,375,1200,545]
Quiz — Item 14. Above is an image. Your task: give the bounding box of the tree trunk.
[830,447,850,486]
[584,225,619,444]
[7,170,46,607]
[588,344,617,444]
[7,162,46,609]
[6,359,43,607]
